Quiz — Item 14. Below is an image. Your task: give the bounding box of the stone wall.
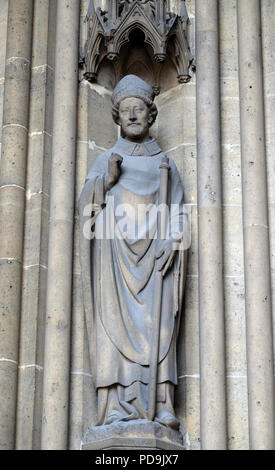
[0,1,8,166]
[0,0,274,451]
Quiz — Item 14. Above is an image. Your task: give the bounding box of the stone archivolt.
[83,0,194,93]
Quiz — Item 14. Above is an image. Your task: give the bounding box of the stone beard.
[79,75,189,432]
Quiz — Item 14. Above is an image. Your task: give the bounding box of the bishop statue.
[79,75,189,432]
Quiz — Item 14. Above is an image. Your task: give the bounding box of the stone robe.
[79,137,188,423]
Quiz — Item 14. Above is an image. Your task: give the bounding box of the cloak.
[79,137,188,392]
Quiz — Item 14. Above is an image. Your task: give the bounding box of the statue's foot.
[154,407,180,431]
[104,410,125,425]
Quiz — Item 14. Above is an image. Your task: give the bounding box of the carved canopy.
[82,0,195,93]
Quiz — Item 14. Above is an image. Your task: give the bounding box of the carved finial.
[180,0,188,20]
[87,0,95,18]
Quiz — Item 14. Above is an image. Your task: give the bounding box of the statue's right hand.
[108,153,123,180]
[105,153,123,191]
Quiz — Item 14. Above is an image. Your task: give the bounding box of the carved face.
[118,97,150,142]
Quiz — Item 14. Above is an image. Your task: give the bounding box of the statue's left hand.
[156,238,180,277]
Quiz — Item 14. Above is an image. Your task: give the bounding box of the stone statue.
[79,75,189,447]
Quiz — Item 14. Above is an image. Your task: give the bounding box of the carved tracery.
[82,0,195,93]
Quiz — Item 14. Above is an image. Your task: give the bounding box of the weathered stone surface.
[167,145,197,205]
[266,142,275,202]
[15,0,56,445]
[31,0,50,68]
[0,82,4,141]
[69,372,96,450]
[75,142,89,205]
[88,84,117,149]
[0,0,8,79]
[27,134,52,196]
[196,0,227,450]
[69,42,96,451]
[22,194,49,268]
[238,0,275,449]
[46,1,57,70]
[264,94,275,141]
[262,0,275,75]
[0,0,34,451]
[263,73,275,99]
[16,366,44,450]
[222,145,242,205]
[5,1,33,59]
[0,186,25,261]
[0,261,21,361]
[226,377,249,450]
[71,273,86,369]
[186,205,198,276]
[0,126,28,188]
[177,276,199,377]
[220,77,239,99]
[223,205,244,277]
[221,99,240,145]
[72,221,81,274]
[269,202,275,273]
[2,59,31,128]
[224,277,246,375]
[272,279,275,365]
[77,82,89,142]
[219,0,238,78]
[41,0,80,451]
[154,86,196,152]
[19,265,47,366]
[82,419,186,450]
[0,361,18,450]
[29,66,54,135]
[175,377,200,451]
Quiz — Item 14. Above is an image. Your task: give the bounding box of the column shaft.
[196,0,227,449]
[15,0,56,450]
[69,81,92,450]
[41,0,80,450]
[237,0,275,450]
[0,0,33,450]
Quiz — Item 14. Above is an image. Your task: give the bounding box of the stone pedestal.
[81,420,186,451]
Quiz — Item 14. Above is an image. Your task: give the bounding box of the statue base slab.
[81,419,186,450]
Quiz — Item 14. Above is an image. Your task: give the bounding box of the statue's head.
[112,75,158,142]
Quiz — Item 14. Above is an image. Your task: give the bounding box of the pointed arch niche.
[73,1,197,450]
[83,0,194,94]
[96,27,181,94]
